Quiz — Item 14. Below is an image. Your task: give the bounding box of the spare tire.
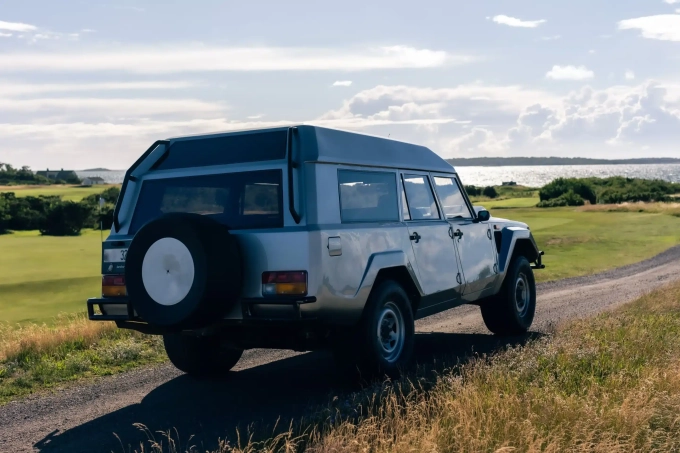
[125,213,242,329]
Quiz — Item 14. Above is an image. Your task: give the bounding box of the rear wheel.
[481,255,536,335]
[163,333,243,377]
[333,280,414,381]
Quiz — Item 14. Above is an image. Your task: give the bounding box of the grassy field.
[0,230,106,324]
[0,184,120,201]
[1,204,680,325]
[185,280,680,453]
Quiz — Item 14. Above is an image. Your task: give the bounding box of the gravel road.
[3,246,680,453]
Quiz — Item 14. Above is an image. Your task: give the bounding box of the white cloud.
[247,114,264,119]
[625,71,636,80]
[588,49,596,54]
[0,32,11,37]
[664,0,679,4]
[539,35,561,41]
[491,15,546,28]
[0,45,473,73]
[546,65,594,80]
[332,80,352,87]
[0,20,37,32]
[618,15,680,41]
[0,80,194,96]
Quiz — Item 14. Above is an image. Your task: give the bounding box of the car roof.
[164,125,456,174]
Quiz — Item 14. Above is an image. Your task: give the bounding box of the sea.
[76,163,680,188]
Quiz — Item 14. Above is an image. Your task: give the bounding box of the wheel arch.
[494,227,541,293]
[354,251,423,318]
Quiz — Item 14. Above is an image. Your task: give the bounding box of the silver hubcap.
[376,302,405,363]
[515,273,530,317]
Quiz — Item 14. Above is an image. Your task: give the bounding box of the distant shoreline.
[447,157,680,167]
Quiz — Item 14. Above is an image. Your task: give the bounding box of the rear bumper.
[87,296,319,325]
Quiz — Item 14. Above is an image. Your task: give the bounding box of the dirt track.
[2,246,680,453]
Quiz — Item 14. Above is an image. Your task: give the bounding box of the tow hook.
[531,250,546,270]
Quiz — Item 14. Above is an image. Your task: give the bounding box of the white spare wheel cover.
[141,237,195,306]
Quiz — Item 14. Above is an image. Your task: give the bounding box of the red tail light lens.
[262,271,307,296]
[102,274,127,297]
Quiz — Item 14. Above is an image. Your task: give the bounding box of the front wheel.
[163,333,243,377]
[481,255,536,335]
[333,280,415,380]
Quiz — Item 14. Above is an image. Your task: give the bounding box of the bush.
[539,178,597,204]
[464,185,481,197]
[482,186,498,199]
[39,201,92,236]
[537,190,585,208]
[80,186,119,229]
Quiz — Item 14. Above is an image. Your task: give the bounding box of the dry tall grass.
[134,282,680,453]
[0,313,115,362]
[579,201,680,217]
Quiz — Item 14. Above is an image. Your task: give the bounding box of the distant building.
[82,176,106,186]
[36,168,80,183]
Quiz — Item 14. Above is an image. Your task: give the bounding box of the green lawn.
[0,184,120,201]
[0,230,106,324]
[1,206,680,325]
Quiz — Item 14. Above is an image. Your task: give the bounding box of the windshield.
[129,169,283,233]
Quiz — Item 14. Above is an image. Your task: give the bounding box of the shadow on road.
[34,331,542,453]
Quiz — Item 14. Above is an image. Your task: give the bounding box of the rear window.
[129,170,283,232]
[153,130,287,170]
[338,170,399,222]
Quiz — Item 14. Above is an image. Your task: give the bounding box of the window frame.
[430,172,478,222]
[337,168,401,224]
[400,172,443,222]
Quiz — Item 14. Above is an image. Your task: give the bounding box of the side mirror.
[477,210,491,222]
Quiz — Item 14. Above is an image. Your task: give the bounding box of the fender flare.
[497,227,542,274]
[353,250,423,299]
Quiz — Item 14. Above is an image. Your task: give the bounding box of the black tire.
[333,280,415,381]
[481,255,536,335]
[125,213,242,329]
[163,333,243,377]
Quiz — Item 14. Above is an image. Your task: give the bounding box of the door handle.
[453,229,464,238]
[409,232,421,243]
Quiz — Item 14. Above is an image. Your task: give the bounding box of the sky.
[1,0,680,170]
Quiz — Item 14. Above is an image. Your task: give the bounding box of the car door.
[431,174,498,295]
[401,173,462,304]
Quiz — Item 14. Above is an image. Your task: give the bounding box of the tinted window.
[402,174,441,220]
[433,176,472,219]
[154,131,287,170]
[338,170,399,222]
[129,170,283,232]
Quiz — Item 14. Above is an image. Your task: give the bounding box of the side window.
[433,176,473,219]
[338,170,399,222]
[402,174,441,220]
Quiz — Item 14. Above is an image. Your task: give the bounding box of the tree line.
[0,163,81,185]
[0,187,119,236]
[538,177,680,207]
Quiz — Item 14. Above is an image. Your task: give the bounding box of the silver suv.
[88,126,544,379]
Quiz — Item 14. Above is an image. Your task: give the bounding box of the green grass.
[0,316,165,404]
[476,196,540,209]
[0,230,106,324]
[0,184,120,201]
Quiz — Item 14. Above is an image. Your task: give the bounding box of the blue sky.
[1,0,679,169]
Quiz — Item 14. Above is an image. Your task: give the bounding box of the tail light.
[102,274,127,297]
[262,271,307,296]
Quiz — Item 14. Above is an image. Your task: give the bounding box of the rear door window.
[129,170,283,232]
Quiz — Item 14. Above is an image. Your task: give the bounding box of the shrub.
[39,201,92,236]
[464,185,481,197]
[537,190,585,208]
[482,186,498,199]
[539,178,597,204]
